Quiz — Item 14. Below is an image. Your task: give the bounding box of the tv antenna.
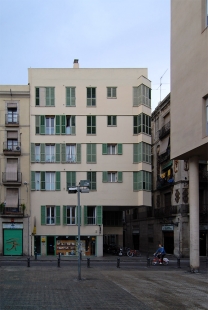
[159,69,168,102]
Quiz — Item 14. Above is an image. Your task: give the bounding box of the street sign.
[68,187,78,194]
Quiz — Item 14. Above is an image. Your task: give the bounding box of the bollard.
[177,258,181,268]
[35,252,37,260]
[117,258,120,268]
[59,253,61,260]
[27,257,30,267]
[147,257,150,267]
[57,257,60,267]
[87,258,90,268]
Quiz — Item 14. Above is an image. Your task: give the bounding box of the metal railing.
[2,172,22,183]
[159,121,170,140]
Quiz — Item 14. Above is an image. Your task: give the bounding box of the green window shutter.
[56,206,60,225]
[138,171,143,190]
[102,171,108,183]
[63,205,67,225]
[35,115,40,134]
[76,144,81,163]
[61,115,66,134]
[61,143,66,163]
[87,144,91,162]
[117,171,123,183]
[66,87,76,106]
[133,172,138,191]
[31,143,35,162]
[71,115,76,134]
[41,206,46,225]
[40,115,45,134]
[92,144,96,163]
[138,142,142,162]
[40,172,45,190]
[55,172,61,190]
[46,87,55,106]
[36,88,40,106]
[66,171,76,188]
[84,205,87,225]
[55,115,61,135]
[40,143,45,162]
[76,205,81,225]
[133,144,137,163]
[46,88,50,106]
[96,206,102,225]
[87,144,96,163]
[31,171,35,190]
[55,144,61,162]
[102,144,107,155]
[117,144,122,155]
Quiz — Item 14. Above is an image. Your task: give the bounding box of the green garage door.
[3,229,23,256]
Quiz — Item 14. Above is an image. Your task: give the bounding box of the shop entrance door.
[3,229,23,256]
[34,236,41,255]
[163,231,174,254]
[200,231,206,256]
[47,236,55,255]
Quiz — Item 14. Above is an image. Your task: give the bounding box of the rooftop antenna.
[159,69,168,102]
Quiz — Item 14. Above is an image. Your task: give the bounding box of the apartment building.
[28,60,152,257]
[0,85,30,256]
[171,0,208,270]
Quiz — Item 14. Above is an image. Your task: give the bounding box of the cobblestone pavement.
[0,261,207,310]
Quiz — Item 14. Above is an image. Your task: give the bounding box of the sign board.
[162,225,174,231]
[3,223,23,229]
[79,180,90,187]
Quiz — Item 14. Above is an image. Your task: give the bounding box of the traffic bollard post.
[147,257,150,267]
[35,252,37,260]
[57,257,60,267]
[27,257,30,267]
[117,258,120,268]
[87,258,90,268]
[177,258,181,268]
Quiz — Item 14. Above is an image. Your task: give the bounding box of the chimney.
[73,59,79,68]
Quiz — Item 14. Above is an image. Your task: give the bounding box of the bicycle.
[127,249,141,257]
[152,254,169,265]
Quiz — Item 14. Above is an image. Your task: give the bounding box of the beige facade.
[0,85,30,256]
[171,0,208,270]
[28,62,151,257]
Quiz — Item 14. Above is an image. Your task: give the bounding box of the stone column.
[189,156,199,272]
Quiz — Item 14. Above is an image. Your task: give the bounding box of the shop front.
[3,223,23,256]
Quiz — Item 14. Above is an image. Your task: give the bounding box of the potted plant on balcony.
[20,203,26,215]
[0,202,5,214]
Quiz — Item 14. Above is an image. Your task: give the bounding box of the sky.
[0,0,170,111]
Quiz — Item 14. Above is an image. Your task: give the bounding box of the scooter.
[152,254,169,265]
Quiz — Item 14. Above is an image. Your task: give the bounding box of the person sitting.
[154,243,166,264]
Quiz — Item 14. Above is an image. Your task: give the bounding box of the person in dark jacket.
[154,243,166,264]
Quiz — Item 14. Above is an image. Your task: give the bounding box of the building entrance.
[47,236,55,255]
[163,231,174,254]
[200,231,206,256]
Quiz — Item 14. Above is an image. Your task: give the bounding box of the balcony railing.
[3,142,21,155]
[159,121,170,140]
[157,175,174,189]
[154,206,178,218]
[0,204,24,217]
[158,147,170,164]
[5,113,19,126]
[2,172,22,185]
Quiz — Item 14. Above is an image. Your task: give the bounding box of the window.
[87,171,96,190]
[107,116,117,126]
[87,144,96,163]
[102,143,122,155]
[133,113,151,135]
[87,116,96,134]
[5,159,18,182]
[35,115,75,135]
[6,131,18,150]
[31,143,60,163]
[66,87,76,106]
[107,87,117,98]
[35,87,55,106]
[102,171,123,183]
[61,143,81,163]
[35,145,40,162]
[84,205,102,225]
[133,84,151,108]
[87,87,96,106]
[103,211,122,226]
[133,142,151,164]
[133,171,151,191]
[45,145,55,162]
[66,171,76,189]
[41,205,60,225]
[31,171,60,191]
[63,206,76,225]
[5,188,19,211]
[6,103,18,124]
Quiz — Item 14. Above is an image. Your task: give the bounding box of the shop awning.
[162,160,173,171]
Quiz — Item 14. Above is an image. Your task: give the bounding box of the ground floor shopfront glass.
[34,235,96,256]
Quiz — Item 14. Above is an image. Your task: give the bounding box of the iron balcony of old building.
[2,172,22,186]
[0,203,24,218]
[3,142,21,156]
[157,174,174,190]
[159,121,170,140]
[158,146,170,164]
[5,113,19,126]
[154,205,178,219]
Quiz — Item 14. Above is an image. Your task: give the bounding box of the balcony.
[3,142,21,156]
[154,205,178,218]
[158,147,170,164]
[159,121,170,140]
[0,202,25,218]
[2,172,22,186]
[157,174,174,190]
[5,113,19,126]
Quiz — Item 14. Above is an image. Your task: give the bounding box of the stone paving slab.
[0,264,207,310]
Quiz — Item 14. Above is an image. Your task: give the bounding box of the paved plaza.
[0,257,207,310]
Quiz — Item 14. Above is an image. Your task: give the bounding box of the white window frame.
[35,145,40,162]
[87,206,96,225]
[45,172,55,191]
[45,117,55,135]
[45,144,55,162]
[66,206,76,225]
[108,172,117,182]
[107,144,116,155]
[107,87,117,98]
[66,144,76,162]
[46,206,55,225]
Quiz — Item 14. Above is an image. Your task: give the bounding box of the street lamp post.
[68,180,90,280]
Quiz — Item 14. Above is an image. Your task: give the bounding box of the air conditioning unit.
[16,146,21,151]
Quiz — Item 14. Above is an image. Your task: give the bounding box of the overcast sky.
[0,0,170,111]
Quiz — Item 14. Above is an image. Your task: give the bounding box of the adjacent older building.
[28,60,152,257]
[171,0,208,270]
[0,85,30,256]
